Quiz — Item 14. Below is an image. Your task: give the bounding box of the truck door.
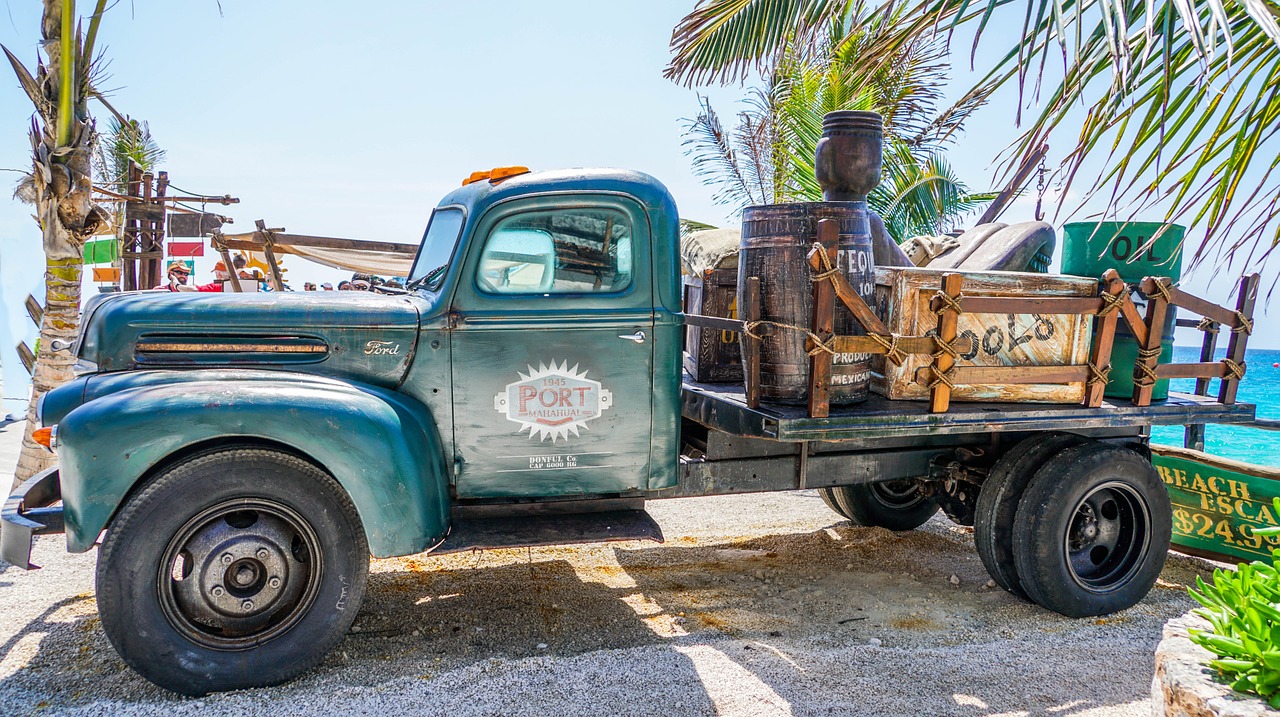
[449,195,654,498]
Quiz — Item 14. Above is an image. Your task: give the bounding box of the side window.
[478,207,633,294]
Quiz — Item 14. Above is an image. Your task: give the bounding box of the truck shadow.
[0,520,1219,715]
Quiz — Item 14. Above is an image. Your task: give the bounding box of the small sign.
[168,241,205,257]
[83,237,119,264]
[168,212,223,237]
[92,267,121,283]
[125,202,166,223]
[1155,445,1280,564]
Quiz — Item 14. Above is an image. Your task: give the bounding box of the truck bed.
[681,374,1255,443]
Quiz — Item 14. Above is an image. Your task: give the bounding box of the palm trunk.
[10,0,103,489]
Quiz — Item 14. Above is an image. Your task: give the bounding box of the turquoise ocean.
[1150,346,1280,467]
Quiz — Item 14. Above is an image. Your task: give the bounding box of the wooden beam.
[257,220,287,292]
[1165,284,1243,328]
[1084,270,1124,407]
[743,277,762,410]
[24,295,42,327]
[808,220,838,418]
[822,335,938,356]
[1155,362,1230,380]
[1218,273,1259,405]
[959,295,1106,316]
[929,273,964,413]
[1132,277,1171,406]
[684,314,743,333]
[942,364,1091,385]
[217,230,417,255]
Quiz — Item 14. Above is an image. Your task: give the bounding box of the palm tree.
[4,0,111,488]
[682,5,992,241]
[667,0,1280,277]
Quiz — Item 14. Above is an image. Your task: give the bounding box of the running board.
[432,508,664,555]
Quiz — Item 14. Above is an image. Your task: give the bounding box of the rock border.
[1152,612,1280,717]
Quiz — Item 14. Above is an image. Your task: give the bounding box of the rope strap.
[1196,317,1220,335]
[808,242,840,283]
[1148,280,1174,304]
[932,290,964,317]
[869,333,907,365]
[742,319,835,357]
[931,338,960,362]
[1222,358,1246,381]
[927,366,956,390]
[1136,346,1163,361]
[1087,364,1111,386]
[1097,291,1123,317]
[1134,362,1159,387]
[1233,311,1254,335]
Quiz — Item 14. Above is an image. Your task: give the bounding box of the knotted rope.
[1196,317,1219,335]
[1147,280,1174,305]
[1133,346,1163,387]
[808,242,841,283]
[927,366,956,390]
[1222,358,1246,381]
[1097,291,1123,317]
[1087,363,1111,386]
[1233,311,1254,335]
[742,320,836,357]
[932,291,964,317]
[868,333,907,365]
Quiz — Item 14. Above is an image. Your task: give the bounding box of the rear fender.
[56,374,449,557]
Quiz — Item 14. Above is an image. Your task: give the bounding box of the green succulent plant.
[1188,497,1280,708]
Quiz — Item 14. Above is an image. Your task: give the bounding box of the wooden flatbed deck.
[681,375,1256,443]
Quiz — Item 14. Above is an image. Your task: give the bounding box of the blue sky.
[1,1,1275,411]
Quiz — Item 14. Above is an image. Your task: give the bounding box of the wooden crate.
[870,267,1096,403]
[683,268,743,382]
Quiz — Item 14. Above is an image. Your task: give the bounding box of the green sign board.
[1154,444,1280,564]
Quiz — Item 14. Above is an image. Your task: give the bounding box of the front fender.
[56,372,449,558]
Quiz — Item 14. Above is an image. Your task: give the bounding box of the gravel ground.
[0,420,1218,716]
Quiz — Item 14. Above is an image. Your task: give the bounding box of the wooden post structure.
[1083,270,1126,408]
[256,220,287,291]
[210,231,244,293]
[1218,273,1259,405]
[928,273,964,413]
[1132,277,1172,407]
[121,162,142,291]
[743,277,762,409]
[808,219,839,418]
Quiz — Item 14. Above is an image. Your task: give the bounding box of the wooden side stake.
[1218,273,1259,405]
[1083,269,1125,407]
[1132,277,1171,407]
[928,273,964,413]
[744,276,762,410]
[808,220,838,418]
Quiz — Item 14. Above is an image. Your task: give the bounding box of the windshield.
[408,208,465,290]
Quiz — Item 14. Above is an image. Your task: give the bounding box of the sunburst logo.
[493,360,613,442]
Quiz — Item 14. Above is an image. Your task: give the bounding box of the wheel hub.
[161,500,321,649]
[1063,482,1149,593]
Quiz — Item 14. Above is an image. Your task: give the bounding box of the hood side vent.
[135,334,330,366]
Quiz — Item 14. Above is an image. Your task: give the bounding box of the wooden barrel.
[739,202,876,404]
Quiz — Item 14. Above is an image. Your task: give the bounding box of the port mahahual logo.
[494,361,613,442]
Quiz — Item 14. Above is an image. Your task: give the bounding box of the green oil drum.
[1062,222,1185,401]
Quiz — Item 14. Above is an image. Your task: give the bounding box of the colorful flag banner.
[168,241,205,257]
[83,237,119,264]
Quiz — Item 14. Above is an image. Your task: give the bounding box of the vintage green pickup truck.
[3,168,1256,695]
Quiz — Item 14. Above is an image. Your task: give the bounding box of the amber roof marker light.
[461,166,530,186]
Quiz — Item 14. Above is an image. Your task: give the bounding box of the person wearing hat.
[321,282,334,291]
[157,262,195,292]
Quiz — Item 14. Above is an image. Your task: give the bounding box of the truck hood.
[78,291,423,388]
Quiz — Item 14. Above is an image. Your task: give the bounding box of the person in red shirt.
[156,262,193,291]
[196,255,249,292]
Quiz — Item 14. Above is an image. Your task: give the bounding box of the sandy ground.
[0,420,1217,716]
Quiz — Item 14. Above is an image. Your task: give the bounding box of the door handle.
[618,331,646,344]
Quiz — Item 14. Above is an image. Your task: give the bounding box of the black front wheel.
[95,449,369,695]
[1012,442,1171,618]
[822,480,938,531]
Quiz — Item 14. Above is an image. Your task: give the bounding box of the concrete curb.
[1152,612,1280,716]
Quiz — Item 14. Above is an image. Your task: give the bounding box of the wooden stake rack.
[684,218,1260,418]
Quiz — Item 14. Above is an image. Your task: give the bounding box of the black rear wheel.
[1011,442,1171,617]
[96,449,369,695]
[973,432,1087,599]
[823,480,938,531]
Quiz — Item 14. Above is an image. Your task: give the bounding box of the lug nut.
[256,548,270,560]
[268,577,281,589]
[221,553,234,565]
[211,585,225,597]
[242,600,254,611]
